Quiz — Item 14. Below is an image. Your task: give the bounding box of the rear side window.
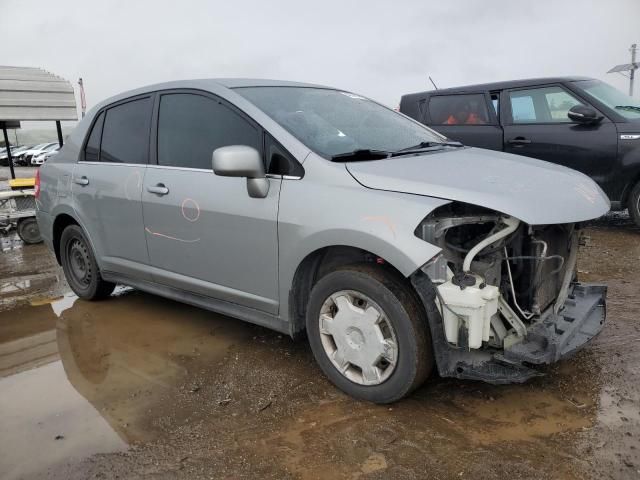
[508,86,585,124]
[84,111,104,162]
[428,94,490,125]
[157,93,260,170]
[100,97,151,164]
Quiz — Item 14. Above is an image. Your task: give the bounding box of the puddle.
[0,361,127,480]
[0,273,59,298]
[0,289,257,479]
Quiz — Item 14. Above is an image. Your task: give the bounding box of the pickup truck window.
[508,86,584,124]
[428,94,490,125]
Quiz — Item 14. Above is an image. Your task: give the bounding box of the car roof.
[403,76,594,98]
[214,78,329,89]
[95,78,332,108]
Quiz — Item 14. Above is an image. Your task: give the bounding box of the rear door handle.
[73,176,89,186]
[147,183,169,195]
[507,137,532,146]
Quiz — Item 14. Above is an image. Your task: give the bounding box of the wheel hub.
[68,239,91,286]
[345,327,365,349]
[319,290,398,386]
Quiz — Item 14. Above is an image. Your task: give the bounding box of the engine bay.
[416,202,581,352]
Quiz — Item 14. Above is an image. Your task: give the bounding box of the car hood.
[345,147,610,225]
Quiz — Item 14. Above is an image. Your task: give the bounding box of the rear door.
[71,95,152,280]
[423,92,503,150]
[502,84,618,194]
[141,91,281,314]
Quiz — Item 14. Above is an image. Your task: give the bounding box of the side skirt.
[102,271,290,335]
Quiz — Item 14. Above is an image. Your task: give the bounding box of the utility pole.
[78,77,86,118]
[608,43,638,97]
[631,43,637,97]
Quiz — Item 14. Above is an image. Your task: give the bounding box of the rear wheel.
[306,264,433,404]
[60,225,115,300]
[628,182,640,227]
[17,217,42,244]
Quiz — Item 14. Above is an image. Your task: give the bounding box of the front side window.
[264,132,303,177]
[84,111,104,162]
[157,93,260,169]
[101,97,151,164]
[235,87,445,158]
[428,94,490,125]
[508,86,584,124]
[574,79,640,120]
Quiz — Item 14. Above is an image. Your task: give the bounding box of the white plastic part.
[437,275,500,349]
[462,216,520,272]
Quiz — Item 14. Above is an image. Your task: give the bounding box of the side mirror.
[212,145,269,198]
[567,105,602,124]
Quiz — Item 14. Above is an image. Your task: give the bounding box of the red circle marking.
[181,198,200,222]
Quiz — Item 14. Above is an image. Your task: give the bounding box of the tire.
[628,181,640,228]
[17,217,43,244]
[305,263,433,404]
[60,224,115,300]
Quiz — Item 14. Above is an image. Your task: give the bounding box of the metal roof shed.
[0,66,78,179]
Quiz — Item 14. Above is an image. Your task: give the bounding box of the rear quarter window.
[100,97,152,164]
[83,112,104,162]
[428,94,490,125]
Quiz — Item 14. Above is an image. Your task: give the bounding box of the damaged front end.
[411,202,607,384]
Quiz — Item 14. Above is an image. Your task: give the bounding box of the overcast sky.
[2,0,638,118]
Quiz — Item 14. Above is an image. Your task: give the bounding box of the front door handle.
[73,176,89,186]
[147,183,169,195]
[507,137,532,146]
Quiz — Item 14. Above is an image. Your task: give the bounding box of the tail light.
[34,168,41,199]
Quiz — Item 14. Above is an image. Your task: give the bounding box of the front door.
[71,96,152,280]
[141,91,280,314]
[502,84,618,196]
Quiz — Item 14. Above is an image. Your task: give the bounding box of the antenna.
[428,76,438,90]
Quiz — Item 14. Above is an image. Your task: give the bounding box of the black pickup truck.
[400,77,640,226]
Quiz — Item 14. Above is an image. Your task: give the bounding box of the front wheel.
[306,264,433,404]
[628,181,640,228]
[60,224,115,300]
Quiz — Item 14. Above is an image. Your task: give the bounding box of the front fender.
[277,173,450,324]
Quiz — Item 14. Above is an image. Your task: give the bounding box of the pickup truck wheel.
[17,217,43,244]
[60,225,115,300]
[306,264,433,404]
[629,182,640,227]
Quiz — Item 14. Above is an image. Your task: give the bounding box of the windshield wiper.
[331,149,391,162]
[615,105,640,112]
[390,140,463,157]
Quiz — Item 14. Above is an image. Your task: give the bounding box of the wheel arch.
[621,171,640,207]
[287,244,430,338]
[52,213,80,264]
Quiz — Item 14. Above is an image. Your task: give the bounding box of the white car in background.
[31,145,60,165]
[22,143,58,166]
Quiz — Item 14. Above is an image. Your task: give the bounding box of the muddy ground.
[0,213,639,480]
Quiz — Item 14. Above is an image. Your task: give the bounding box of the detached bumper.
[504,283,607,365]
